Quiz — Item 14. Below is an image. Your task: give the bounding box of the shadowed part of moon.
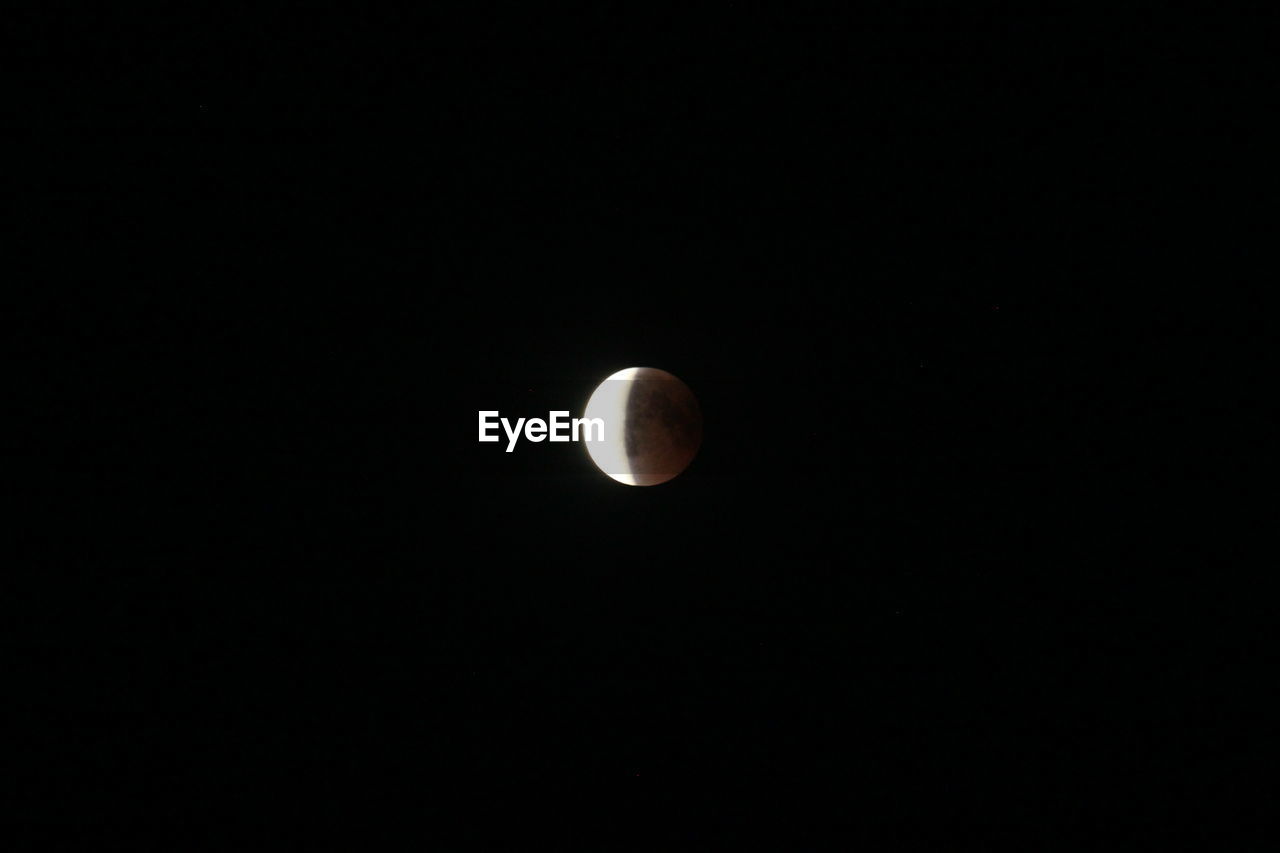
[582,366,703,486]
[623,376,702,485]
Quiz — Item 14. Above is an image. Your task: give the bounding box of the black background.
[8,4,1265,844]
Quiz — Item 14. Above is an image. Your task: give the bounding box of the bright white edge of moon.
[583,367,645,486]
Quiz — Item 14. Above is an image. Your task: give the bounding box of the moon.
[582,367,703,486]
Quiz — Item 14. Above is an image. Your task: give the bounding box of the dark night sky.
[7,3,1265,844]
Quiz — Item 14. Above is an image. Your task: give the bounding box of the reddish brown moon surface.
[582,367,703,486]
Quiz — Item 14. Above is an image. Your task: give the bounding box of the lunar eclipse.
[582,367,703,486]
